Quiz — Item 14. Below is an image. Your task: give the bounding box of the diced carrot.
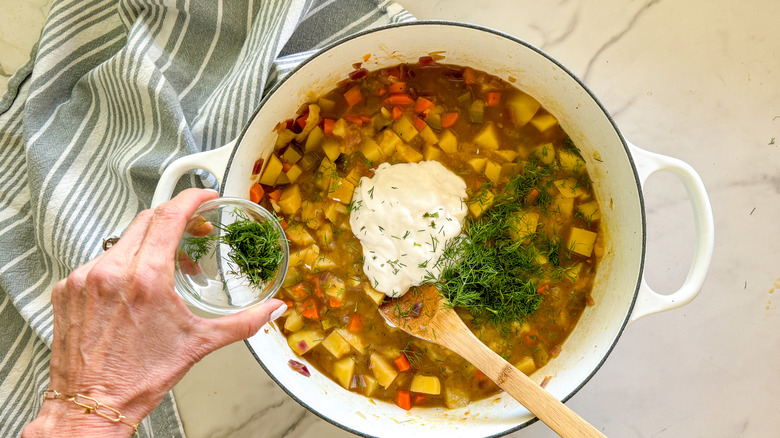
[289,283,310,300]
[267,189,282,201]
[537,283,550,296]
[412,394,427,405]
[279,218,290,230]
[413,97,434,113]
[328,297,343,308]
[283,298,294,309]
[322,118,335,136]
[526,188,540,204]
[394,390,412,411]
[473,369,490,386]
[344,85,363,107]
[391,106,403,121]
[249,183,265,204]
[384,93,415,106]
[300,298,319,320]
[388,82,406,94]
[413,116,427,132]
[486,91,501,107]
[523,329,539,345]
[344,115,364,126]
[282,162,293,172]
[463,67,476,85]
[347,314,362,332]
[360,115,372,124]
[376,86,387,96]
[441,111,459,128]
[394,354,411,372]
[296,112,309,128]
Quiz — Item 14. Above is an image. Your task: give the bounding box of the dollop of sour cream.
[349,161,467,297]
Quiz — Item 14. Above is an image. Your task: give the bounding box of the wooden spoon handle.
[436,315,606,438]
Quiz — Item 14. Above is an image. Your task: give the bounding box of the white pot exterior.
[154,22,713,438]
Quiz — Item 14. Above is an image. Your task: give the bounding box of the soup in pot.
[249,57,603,410]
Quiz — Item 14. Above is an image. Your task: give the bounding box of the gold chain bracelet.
[42,389,139,436]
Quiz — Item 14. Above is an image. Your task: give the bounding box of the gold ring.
[102,237,120,251]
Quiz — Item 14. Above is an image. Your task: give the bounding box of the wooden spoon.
[379,284,605,438]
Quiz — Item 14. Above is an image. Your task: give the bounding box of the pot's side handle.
[151,140,236,207]
[627,142,714,324]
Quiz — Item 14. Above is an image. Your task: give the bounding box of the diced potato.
[332,356,356,389]
[500,162,520,179]
[336,329,367,353]
[315,157,338,190]
[316,224,334,248]
[345,168,364,187]
[275,129,296,148]
[554,178,586,198]
[305,125,325,151]
[515,357,536,376]
[298,152,320,170]
[552,195,574,218]
[278,184,302,215]
[410,375,441,395]
[321,139,342,162]
[322,276,346,299]
[360,138,383,163]
[281,145,302,164]
[568,227,598,257]
[493,149,519,162]
[370,352,398,388]
[322,331,352,359]
[324,201,348,223]
[577,200,602,222]
[285,164,303,183]
[392,115,419,142]
[318,97,335,113]
[302,244,321,267]
[530,113,558,132]
[468,189,495,218]
[507,211,539,242]
[332,118,348,138]
[484,159,502,183]
[282,266,304,287]
[285,224,316,247]
[284,310,304,332]
[423,144,443,161]
[321,318,339,331]
[534,142,555,165]
[419,125,438,144]
[301,201,326,229]
[258,154,283,186]
[361,375,379,397]
[507,93,541,126]
[438,129,458,153]
[328,177,355,204]
[443,385,470,409]
[311,253,337,271]
[467,157,487,173]
[394,143,424,163]
[287,330,325,355]
[558,149,586,173]
[473,122,499,150]
[363,284,385,306]
[376,129,402,156]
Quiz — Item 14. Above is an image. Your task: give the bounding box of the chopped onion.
[409,302,423,318]
[288,359,311,377]
[540,376,552,388]
[296,340,308,352]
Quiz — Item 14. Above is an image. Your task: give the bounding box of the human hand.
[23,188,287,437]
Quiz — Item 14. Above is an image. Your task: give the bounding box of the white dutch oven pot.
[153,22,714,438]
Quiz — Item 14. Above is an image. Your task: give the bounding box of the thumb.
[205,299,287,350]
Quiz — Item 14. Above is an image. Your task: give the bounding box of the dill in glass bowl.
[175,197,288,314]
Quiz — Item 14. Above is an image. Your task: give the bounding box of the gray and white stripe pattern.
[0,1,413,436]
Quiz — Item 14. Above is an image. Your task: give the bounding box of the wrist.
[23,394,138,438]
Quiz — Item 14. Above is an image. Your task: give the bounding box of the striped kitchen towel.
[0,1,413,436]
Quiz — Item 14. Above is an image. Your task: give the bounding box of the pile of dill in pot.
[435,160,572,326]
[183,209,284,287]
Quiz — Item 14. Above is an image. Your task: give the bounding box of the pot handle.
[627,141,714,323]
[151,140,236,207]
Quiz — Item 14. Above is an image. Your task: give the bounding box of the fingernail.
[269,303,288,322]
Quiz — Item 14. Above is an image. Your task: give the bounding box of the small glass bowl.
[174,197,289,314]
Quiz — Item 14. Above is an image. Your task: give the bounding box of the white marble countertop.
[3,1,779,437]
